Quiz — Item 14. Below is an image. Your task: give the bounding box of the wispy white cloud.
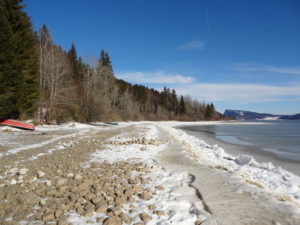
[232,63,300,75]
[117,70,300,105]
[175,83,300,103]
[116,72,196,84]
[177,40,206,50]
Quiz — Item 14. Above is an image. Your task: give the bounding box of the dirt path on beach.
[157,126,300,225]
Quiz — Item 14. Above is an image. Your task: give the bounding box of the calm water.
[183,120,300,163]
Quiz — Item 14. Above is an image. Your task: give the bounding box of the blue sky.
[24,0,300,114]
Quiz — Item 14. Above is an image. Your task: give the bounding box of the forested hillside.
[0,0,223,122]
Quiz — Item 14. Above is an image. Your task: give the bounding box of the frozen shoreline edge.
[158,122,300,210]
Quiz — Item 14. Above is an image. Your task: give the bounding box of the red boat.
[0,119,35,130]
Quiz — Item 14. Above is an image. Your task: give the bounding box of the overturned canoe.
[0,119,35,130]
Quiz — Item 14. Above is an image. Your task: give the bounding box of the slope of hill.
[224,110,300,120]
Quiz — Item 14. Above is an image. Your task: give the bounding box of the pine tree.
[179,96,186,114]
[100,49,113,72]
[0,0,21,119]
[1,0,39,118]
[160,86,168,109]
[171,89,178,113]
[68,43,81,79]
[205,103,215,119]
[39,25,52,46]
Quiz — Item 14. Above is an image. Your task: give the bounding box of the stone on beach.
[139,213,152,223]
[37,171,45,178]
[103,216,122,225]
[153,210,166,216]
[120,213,131,224]
[18,168,28,175]
[139,191,152,200]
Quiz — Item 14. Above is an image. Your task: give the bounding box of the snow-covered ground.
[0,122,121,159]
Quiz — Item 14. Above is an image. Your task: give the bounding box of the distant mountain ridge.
[224,109,300,120]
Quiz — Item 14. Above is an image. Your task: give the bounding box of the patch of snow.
[86,125,165,165]
[235,155,258,166]
[0,122,121,159]
[122,166,212,225]
[89,144,165,164]
[259,116,280,121]
[19,168,28,175]
[36,122,127,132]
[0,126,24,132]
[2,132,77,157]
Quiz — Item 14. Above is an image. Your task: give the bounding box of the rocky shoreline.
[2,122,300,225]
[0,124,208,225]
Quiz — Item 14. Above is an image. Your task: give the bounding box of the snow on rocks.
[19,168,28,175]
[88,143,165,165]
[86,125,165,165]
[10,179,17,185]
[0,167,31,187]
[120,165,212,225]
[67,161,209,225]
[68,124,211,225]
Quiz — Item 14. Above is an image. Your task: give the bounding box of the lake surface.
[181,120,300,175]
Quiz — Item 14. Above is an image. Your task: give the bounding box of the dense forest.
[0,0,223,123]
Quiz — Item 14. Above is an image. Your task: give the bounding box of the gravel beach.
[0,122,299,225]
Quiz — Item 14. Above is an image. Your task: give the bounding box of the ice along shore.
[0,121,299,225]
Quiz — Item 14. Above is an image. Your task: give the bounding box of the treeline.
[0,0,223,122]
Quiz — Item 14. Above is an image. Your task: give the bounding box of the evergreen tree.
[171,89,178,113]
[160,86,168,109]
[1,0,39,118]
[0,0,20,119]
[205,103,215,119]
[39,25,52,46]
[179,96,186,114]
[100,49,113,72]
[68,43,81,79]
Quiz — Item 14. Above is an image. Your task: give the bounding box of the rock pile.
[0,126,170,225]
[0,161,165,224]
[103,137,161,146]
